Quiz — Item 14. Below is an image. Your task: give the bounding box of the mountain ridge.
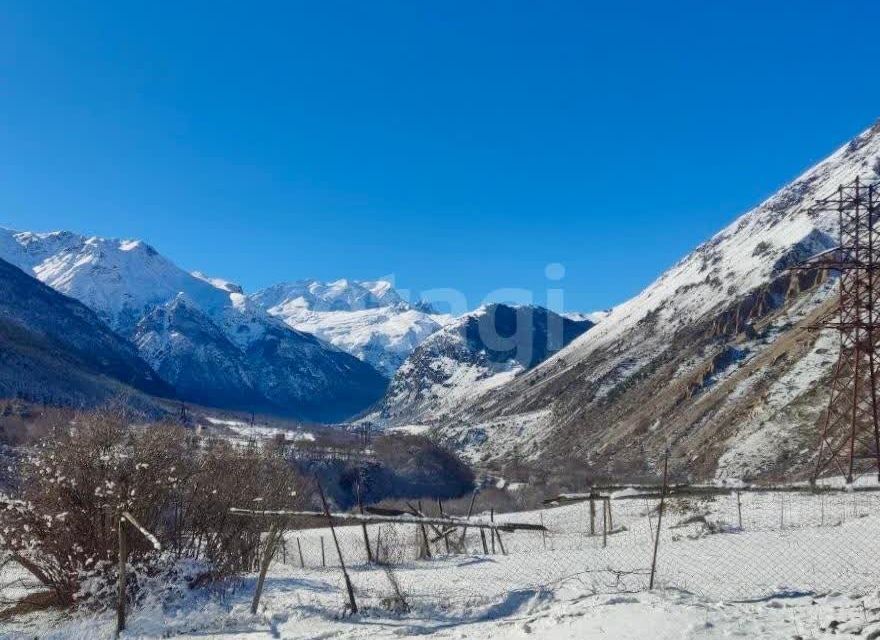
[251,278,452,377]
[414,119,880,479]
[0,230,387,422]
[0,256,172,408]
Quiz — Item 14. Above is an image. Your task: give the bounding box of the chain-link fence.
[263,489,880,611]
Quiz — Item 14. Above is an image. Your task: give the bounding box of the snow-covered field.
[5,490,880,638]
[200,416,316,446]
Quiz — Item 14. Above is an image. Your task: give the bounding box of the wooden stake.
[602,498,607,548]
[317,479,357,614]
[115,511,160,635]
[320,536,325,567]
[417,500,432,559]
[356,480,373,563]
[375,528,383,562]
[589,496,596,535]
[297,537,304,568]
[606,498,613,531]
[438,499,450,554]
[490,509,496,554]
[116,518,127,635]
[457,492,478,553]
[540,511,547,550]
[480,528,489,554]
[251,524,280,615]
[736,491,742,529]
[649,449,669,590]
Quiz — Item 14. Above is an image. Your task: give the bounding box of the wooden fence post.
[317,479,357,614]
[649,450,669,590]
[602,498,607,548]
[297,537,305,568]
[251,524,281,615]
[540,511,547,550]
[116,518,127,635]
[490,509,496,554]
[356,480,373,563]
[438,499,450,554]
[321,536,325,567]
[375,528,383,563]
[495,528,507,555]
[418,500,434,560]
[457,492,478,553]
[589,496,596,535]
[736,491,743,529]
[115,512,161,635]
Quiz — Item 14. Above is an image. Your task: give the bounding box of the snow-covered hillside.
[0,231,387,422]
[427,119,880,478]
[376,304,593,426]
[251,279,451,376]
[0,256,171,406]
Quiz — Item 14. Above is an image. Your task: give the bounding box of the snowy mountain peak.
[0,228,388,422]
[564,310,613,324]
[251,278,407,313]
[250,278,451,376]
[0,228,232,332]
[377,303,594,426]
[191,271,244,295]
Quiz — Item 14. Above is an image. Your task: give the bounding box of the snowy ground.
[200,416,316,446]
[5,490,880,638]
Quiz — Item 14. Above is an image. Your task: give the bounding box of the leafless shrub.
[371,524,412,613]
[380,565,410,614]
[0,408,304,605]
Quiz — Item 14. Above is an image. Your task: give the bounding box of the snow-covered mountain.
[564,310,612,324]
[375,303,593,427]
[0,256,171,407]
[425,119,880,478]
[0,231,387,422]
[251,279,451,376]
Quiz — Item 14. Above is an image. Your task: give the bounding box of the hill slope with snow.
[375,304,593,428]
[426,120,880,478]
[0,257,171,407]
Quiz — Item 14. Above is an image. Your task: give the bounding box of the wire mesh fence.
[265,489,880,611]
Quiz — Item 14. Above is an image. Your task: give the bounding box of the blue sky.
[1,1,879,313]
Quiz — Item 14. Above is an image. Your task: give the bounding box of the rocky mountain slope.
[423,120,880,481]
[375,303,593,427]
[0,231,387,422]
[251,279,451,376]
[0,257,171,407]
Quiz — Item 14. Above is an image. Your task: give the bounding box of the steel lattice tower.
[797,177,880,484]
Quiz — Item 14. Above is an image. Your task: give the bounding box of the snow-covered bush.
[0,408,304,606]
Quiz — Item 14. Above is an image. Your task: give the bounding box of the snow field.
[272,490,880,606]
[5,489,880,638]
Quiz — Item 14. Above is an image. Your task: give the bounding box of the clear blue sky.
[2,1,879,313]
